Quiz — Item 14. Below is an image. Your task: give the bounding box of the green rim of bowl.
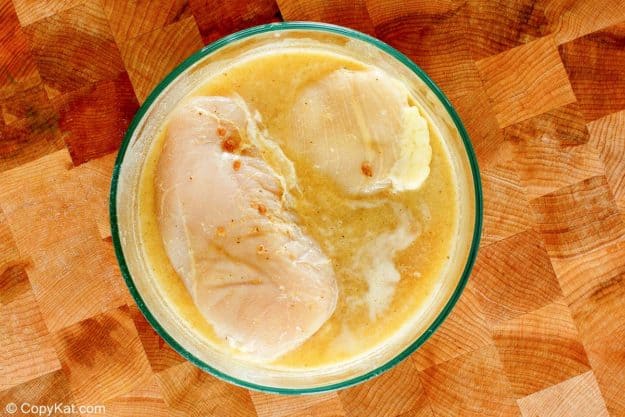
[110,21,483,395]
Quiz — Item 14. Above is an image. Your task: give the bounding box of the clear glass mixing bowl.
[110,21,483,394]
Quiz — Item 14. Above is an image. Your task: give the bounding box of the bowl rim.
[109,21,483,395]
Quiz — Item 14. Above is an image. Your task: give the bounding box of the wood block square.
[492,301,591,398]
[481,162,534,246]
[338,357,432,417]
[278,0,373,35]
[0,4,64,172]
[588,109,625,211]
[0,206,21,273]
[52,305,153,404]
[0,106,63,173]
[0,370,77,415]
[73,152,117,239]
[23,1,125,98]
[156,361,256,417]
[54,72,139,166]
[102,0,192,44]
[120,16,203,103]
[476,36,576,128]
[467,0,549,60]
[503,102,589,145]
[420,345,520,417]
[410,284,492,371]
[550,240,625,345]
[512,134,605,200]
[128,304,185,373]
[530,175,625,259]
[190,0,281,44]
[0,150,127,331]
[449,87,505,169]
[544,0,625,45]
[584,325,625,417]
[0,0,42,98]
[11,0,84,26]
[0,266,61,391]
[471,230,562,326]
[0,80,52,126]
[83,375,171,417]
[517,371,610,417]
[559,23,625,122]
[251,391,342,417]
[368,1,482,100]
[284,396,346,417]
[0,262,31,309]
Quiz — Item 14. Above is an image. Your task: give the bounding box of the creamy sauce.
[138,50,458,368]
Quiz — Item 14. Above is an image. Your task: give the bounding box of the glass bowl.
[110,21,482,394]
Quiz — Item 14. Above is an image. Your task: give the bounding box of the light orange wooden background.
[1,0,625,416]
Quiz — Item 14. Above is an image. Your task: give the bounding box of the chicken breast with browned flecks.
[155,96,338,362]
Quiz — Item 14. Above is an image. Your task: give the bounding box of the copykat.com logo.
[4,402,106,416]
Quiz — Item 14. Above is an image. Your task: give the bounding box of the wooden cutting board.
[1,1,624,416]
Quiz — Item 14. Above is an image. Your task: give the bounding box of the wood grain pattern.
[549,240,625,344]
[190,0,281,44]
[476,36,576,128]
[52,305,153,404]
[449,87,505,168]
[420,345,520,417]
[480,162,534,246]
[11,0,83,26]
[517,371,610,417]
[128,304,185,373]
[531,175,625,259]
[251,391,342,417]
[492,301,591,398]
[512,134,605,200]
[338,358,432,417]
[82,375,171,417]
[23,1,126,98]
[0,370,78,416]
[409,284,492,371]
[503,103,590,145]
[280,396,346,417]
[467,0,548,60]
[155,361,257,417]
[471,230,562,326]
[545,0,625,45]
[120,16,203,102]
[0,1,65,171]
[73,152,118,240]
[559,23,625,123]
[0,0,41,99]
[588,110,625,210]
[0,266,61,391]
[367,0,482,100]
[102,0,192,44]
[279,0,374,35]
[0,150,127,331]
[584,325,625,416]
[55,72,139,165]
[1,1,625,416]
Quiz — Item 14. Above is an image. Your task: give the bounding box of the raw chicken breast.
[288,68,432,195]
[155,96,338,362]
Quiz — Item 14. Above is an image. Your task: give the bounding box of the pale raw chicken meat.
[155,96,338,362]
[288,68,432,195]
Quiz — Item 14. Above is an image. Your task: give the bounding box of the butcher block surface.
[1,0,625,416]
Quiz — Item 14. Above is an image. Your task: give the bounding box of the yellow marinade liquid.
[138,49,458,368]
